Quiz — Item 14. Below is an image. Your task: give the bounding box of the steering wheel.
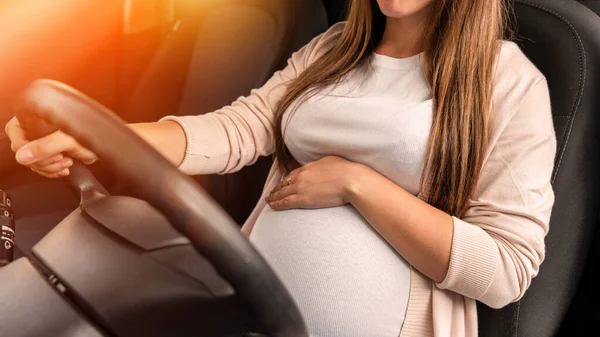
[14,79,307,337]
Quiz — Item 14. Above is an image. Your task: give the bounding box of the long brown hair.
[273,0,512,217]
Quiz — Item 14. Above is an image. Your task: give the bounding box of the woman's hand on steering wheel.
[4,116,97,178]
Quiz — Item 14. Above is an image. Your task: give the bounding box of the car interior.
[0,0,598,336]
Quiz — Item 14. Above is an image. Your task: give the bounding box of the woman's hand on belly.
[267,155,454,284]
[265,156,362,211]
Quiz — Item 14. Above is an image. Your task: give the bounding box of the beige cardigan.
[163,22,556,337]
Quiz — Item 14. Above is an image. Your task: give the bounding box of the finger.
[272,172,299,195]
[31,167,70,179]
[15,130,78,165]
[285,168,304,184]
[266,185,297,203]
[33,153,64,167]
[270,183,285,196]
[270,179,289,196]
[67,147,98,165]
[269,195,304,211]
[31,157,73,174]
[5,117,29,152]
[30,167,53,178]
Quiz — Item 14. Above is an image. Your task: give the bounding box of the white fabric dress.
[250,52,433,337]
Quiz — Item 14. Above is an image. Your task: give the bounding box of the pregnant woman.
[5,0,556,336]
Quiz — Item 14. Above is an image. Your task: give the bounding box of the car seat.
[477,0,600,336]
[121,0,328,223]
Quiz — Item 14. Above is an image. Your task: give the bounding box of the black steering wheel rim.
[15,79,307,337]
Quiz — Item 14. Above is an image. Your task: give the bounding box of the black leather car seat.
[321,0,348,25]
[579,0,600,13]
[122,0,327,123]
[557,1,600,335]
[476,1,600,336]
[322,0,600,336]
[122,0,328,223]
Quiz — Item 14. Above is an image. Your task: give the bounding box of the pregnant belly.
[249,205,411,337]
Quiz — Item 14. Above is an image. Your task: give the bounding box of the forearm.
[128,121,186,167]
[347,164,454,282]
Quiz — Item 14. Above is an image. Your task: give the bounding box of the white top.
[164,23,556,335]
[250,51,433,337]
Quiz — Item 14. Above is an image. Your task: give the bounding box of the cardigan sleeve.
[160,23,345,175]
[436,77,557,309]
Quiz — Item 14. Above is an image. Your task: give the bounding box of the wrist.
[344,162,371,205]
[128,121,187,166]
